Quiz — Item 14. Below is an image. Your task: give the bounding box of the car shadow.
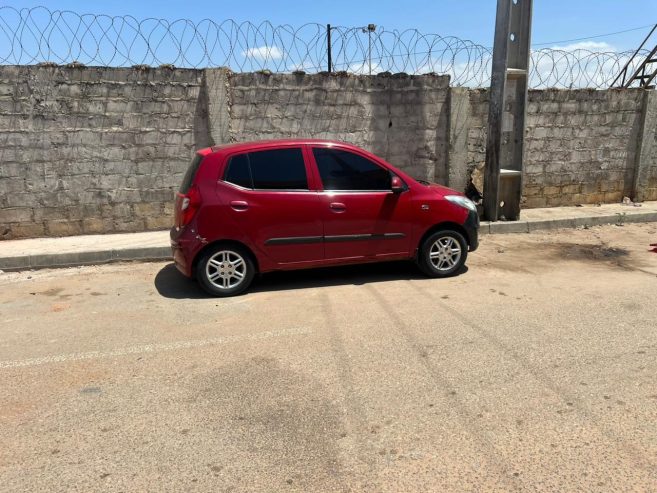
[154,261,468,299]
[153,264,208,299]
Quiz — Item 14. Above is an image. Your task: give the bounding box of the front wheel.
[417,230,468,278]
[196,244,256,297]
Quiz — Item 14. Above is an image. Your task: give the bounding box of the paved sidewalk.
[1,201,656,271]
[0,230,170,271]
[481,200,657,233]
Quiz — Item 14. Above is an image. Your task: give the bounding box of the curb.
[0,246,171,271]
[1,212,656,271]
[480,211,657,235]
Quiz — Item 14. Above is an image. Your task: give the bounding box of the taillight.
[176,184,201,227]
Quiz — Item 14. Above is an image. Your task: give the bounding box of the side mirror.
[391,175,405,194]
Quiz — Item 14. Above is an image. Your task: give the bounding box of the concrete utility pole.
[483,0,533,221]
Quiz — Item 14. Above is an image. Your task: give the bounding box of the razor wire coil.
[0,6,648,88]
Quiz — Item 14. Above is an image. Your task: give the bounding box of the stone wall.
[463,88,647,208]
[651,123,657,201]
[640,90,657,201]
[0,65,656,240]
[226,72,450,183]
[0,65,204,239]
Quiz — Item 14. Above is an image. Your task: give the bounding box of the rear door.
[310,146,413,260]
[219,146,324,265]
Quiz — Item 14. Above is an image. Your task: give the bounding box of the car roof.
[197,138,419,185]
[203,139,360,155]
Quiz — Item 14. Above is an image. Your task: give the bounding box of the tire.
[196,244,256,297]
[417,229,468,278]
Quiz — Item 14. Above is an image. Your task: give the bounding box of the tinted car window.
[179,154,204,193]
[224,153,252,188]
[249,148,307,190]
[313,148,391,191]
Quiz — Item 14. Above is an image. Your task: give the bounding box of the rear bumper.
[170,227,198,277]
[171,241,190,277]
[464,210,480,252]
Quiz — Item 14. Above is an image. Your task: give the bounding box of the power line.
[531,23,656,47]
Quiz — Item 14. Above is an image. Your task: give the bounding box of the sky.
[2,1,656,87]
[3,0,656,51]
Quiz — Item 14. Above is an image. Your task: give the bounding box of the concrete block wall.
[0,65,204,239]
[641,90,657,201]
[650,127,657,200]
[464,88,647,208]
[227,72,450,183]
[0,64,656,240]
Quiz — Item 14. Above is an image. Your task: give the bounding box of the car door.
[219,146,324,265]
[310,146,413,261]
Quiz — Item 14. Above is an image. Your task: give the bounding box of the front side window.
[313,148,391,191]
[223,148,308,190]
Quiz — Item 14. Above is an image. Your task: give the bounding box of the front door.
[310,146,412,260]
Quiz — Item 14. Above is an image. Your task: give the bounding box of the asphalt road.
[1,223,657,492]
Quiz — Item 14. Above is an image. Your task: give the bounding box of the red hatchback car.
[171,139,479,296]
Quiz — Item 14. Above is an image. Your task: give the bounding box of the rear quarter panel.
[188,152,278,272]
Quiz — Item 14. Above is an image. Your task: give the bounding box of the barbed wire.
[0,6,648,88]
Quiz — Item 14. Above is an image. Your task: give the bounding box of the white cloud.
[530,42,626,88]
[346,61,383,75]
[242,45,284,61]
[291,60,319,72]
[413,57,489,86]
[548,41,617,52]
[414,41,626,88]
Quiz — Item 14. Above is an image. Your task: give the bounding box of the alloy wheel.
[429,236,462,272]
[205,250,247,290]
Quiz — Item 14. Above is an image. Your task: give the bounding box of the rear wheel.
[196,244,256,297]
[417,229,468,278]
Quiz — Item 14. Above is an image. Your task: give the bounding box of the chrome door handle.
[230,200,249,211]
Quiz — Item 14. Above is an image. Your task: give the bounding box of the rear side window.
[223,148,308,190]
[313,148,391,191]
[250,149,307,190]
[224,154,252,188]
[179,154,204,193]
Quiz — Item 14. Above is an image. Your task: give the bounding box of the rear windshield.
[179,154,204,193]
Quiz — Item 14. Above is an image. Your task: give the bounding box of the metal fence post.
[327,24,332,73]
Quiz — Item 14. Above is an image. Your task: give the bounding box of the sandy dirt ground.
[1,223,656,492]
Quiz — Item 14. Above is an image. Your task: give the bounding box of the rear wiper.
[417,179,431,185]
